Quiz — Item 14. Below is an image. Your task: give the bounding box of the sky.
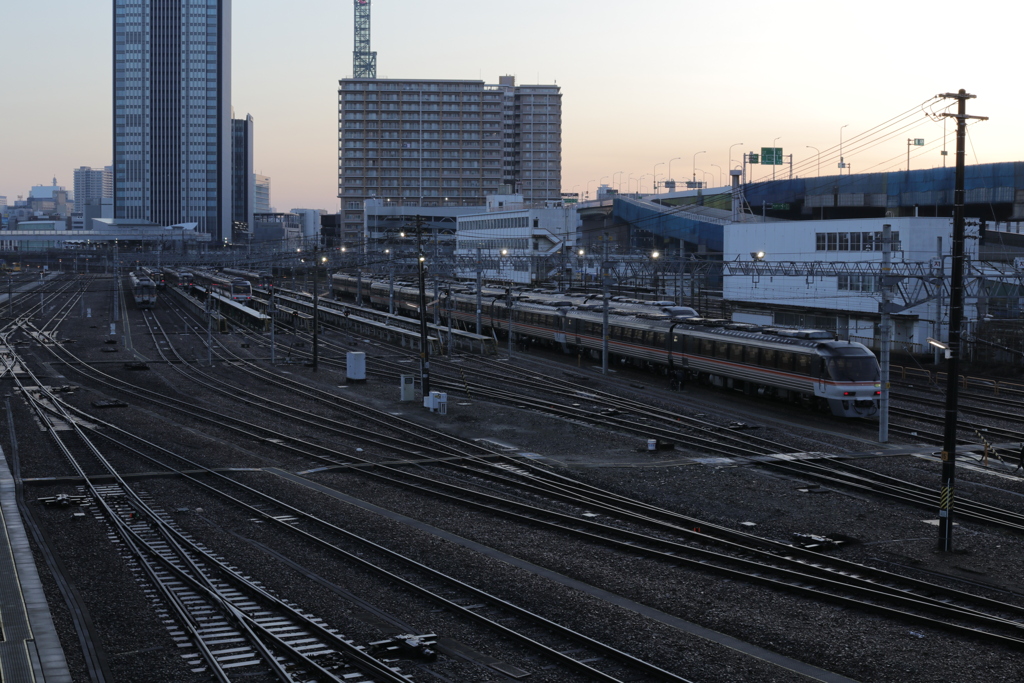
[3,0,1022,212]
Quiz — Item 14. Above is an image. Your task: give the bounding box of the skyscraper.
[231,114,254,239]
[113,0,232,243]
[337,75,561,241]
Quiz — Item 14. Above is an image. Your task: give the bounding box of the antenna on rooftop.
[353,0,377,78]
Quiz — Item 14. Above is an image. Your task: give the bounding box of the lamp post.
[628,174,636,194]
[710,163,722,188]
[807,146,821,177]
[667,157,680,189]
[653,162,664,194]
[728,143,744,172]
[651,250,660,296]
[586,179,596,200]
[839,124,849,174]
[692,151,705,186]
[614,171,624,192]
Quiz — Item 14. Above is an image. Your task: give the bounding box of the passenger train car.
[192,270,252,302]
[128,271,157,309]
[223,268,273,288]
[331,274,881,417]
[161,267,195,288]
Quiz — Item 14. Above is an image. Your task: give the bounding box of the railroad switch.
[123,362,149,371]
[791,533,845,550]
[368,634,438,662]
[38,494,88,507]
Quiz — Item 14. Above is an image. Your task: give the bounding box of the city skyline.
[3,0,1022,216]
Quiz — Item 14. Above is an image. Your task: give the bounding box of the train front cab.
[817,347,881,417]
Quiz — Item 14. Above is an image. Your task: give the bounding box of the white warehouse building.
[723,217,980,354]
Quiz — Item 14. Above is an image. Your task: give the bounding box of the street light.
[750,250,766,261]
[586,179,596,200]
[927,337,952,359]
[839,124,849,174]
[653,162,664,194]
[692,151,706,184]
[667,157,681,187]
[806,146,821,177]
[729,142,744,171]
[710,163,722,188]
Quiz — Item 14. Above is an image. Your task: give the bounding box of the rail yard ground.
[5,273,1024,682]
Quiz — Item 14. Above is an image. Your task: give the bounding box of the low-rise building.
[453,194,580,284]
[723,217,982,353]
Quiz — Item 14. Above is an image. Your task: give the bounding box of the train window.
[730,344,745,361]
[794,354,812,375]
[655,332,667,347]
[777,351,794,371]
[715,341,728,358]
[761,348,776,367]
[700,338,713,356]
[744,346,760,365]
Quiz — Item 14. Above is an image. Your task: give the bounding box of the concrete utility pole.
[416,216,430,397]
[475,247,482,335]
[269,282,276,365]
[936,90,987,552]
[879,223,893,443]
[311,243,320,372]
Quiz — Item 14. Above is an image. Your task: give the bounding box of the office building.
[337,74,561,248]
[254,174,271,214]
[73,166,112,207]
[232,115,255,240]
[290,208,327,241]
[112,0,232,243]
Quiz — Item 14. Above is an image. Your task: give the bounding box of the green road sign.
[761,147,783,165]
[771,203,790,210]
[913,138,925,146]
[749,153,760,164]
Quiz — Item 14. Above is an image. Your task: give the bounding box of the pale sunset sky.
[2,0,1019,210]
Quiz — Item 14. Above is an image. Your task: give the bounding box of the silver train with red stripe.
[331,274,881,417]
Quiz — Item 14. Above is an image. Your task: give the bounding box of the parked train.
[192,270,252,302]
[161,267,195,288]
[223,268,273,288]
[128,271,157,309]
[331,274,881,417]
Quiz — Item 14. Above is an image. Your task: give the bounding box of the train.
[192,270,253,302]
[331,274,881,418]
[222,268,273,288]
[128,271,157,308]
[161,267,195,288]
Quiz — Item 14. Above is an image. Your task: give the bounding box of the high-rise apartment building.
[73,166,112,207]
[112,0,232,243]
[337,75,561,241]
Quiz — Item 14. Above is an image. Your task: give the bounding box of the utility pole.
[312,243,320,372]
[416,217,430,397]
[269,282,276,365]
[506,287,515,359]
[433,225,440,326]
[937,89,987,552]
[475,247,482,335]
[879,223,893,443]
[602,239,610,374]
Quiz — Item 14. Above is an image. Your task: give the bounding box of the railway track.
[6,344,413,682]
[24,308,1024,654]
